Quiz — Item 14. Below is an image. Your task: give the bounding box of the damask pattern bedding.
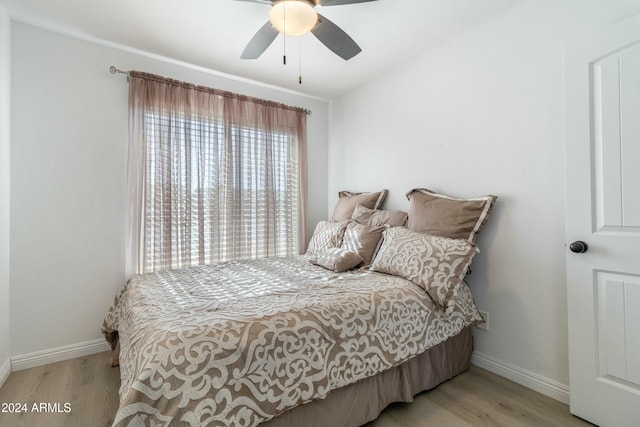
[102,255,483,427]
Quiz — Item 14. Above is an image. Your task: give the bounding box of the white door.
[565,15,640,427]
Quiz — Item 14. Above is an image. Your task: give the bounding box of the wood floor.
[0,351,594,427]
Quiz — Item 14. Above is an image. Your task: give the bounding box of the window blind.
[127,72,307,274]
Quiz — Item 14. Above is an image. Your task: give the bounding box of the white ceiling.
[1,0,522,99]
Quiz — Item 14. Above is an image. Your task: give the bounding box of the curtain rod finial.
[109,66,117,74]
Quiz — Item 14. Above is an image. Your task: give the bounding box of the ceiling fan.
[235,0,378,61]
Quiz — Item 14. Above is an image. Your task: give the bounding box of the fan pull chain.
[299,37,303,84]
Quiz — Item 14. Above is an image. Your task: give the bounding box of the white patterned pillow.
[371,227,478,313]
[307,220,349,255]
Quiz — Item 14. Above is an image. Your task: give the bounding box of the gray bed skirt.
[260,326,473,427]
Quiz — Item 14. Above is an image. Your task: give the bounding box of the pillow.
[341,222,385,265]
[332,190,388,221]
[370,227,478,313]
[307,220,349,255]
[405,188,497,244]
[309,248,363,272]
[351,204,408,227]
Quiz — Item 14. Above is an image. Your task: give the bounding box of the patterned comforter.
[102,256,483,427]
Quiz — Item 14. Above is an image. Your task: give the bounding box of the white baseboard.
[0,357,10,389]
[11,339,111,372]
[471,350,570,404]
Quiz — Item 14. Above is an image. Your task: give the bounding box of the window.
[127,72,308,274]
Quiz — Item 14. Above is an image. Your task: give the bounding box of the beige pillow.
[307,220,349,255]
[341,222,385,265]
[371,227,478,313]
[332,190,388,221]
[405,188,497,244]
[310,248,363,272]
[351,204,408,227]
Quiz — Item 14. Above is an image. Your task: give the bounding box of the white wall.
[0,2,11,383]
[329,0,640,391]
[9,22,329,356]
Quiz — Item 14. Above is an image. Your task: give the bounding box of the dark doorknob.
[569,241,588,253]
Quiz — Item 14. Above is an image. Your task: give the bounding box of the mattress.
[102,255,482,426]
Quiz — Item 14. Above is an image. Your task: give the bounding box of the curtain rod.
[109,65,130,77]
[108,65,312,116]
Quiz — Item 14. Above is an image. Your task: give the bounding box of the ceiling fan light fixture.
[269,0,318,36]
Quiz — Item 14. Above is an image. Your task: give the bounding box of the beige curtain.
[126,72,308,275]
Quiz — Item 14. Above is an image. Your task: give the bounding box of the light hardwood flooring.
[0,351,594,427]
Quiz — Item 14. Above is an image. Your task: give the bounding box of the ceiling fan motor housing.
[269,1,319,36]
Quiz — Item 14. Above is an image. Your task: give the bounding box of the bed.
[102,188,496,427]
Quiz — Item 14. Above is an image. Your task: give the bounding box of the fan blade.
[311,13,361,60]
[319,0,377,5]
[241,21,279,59]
